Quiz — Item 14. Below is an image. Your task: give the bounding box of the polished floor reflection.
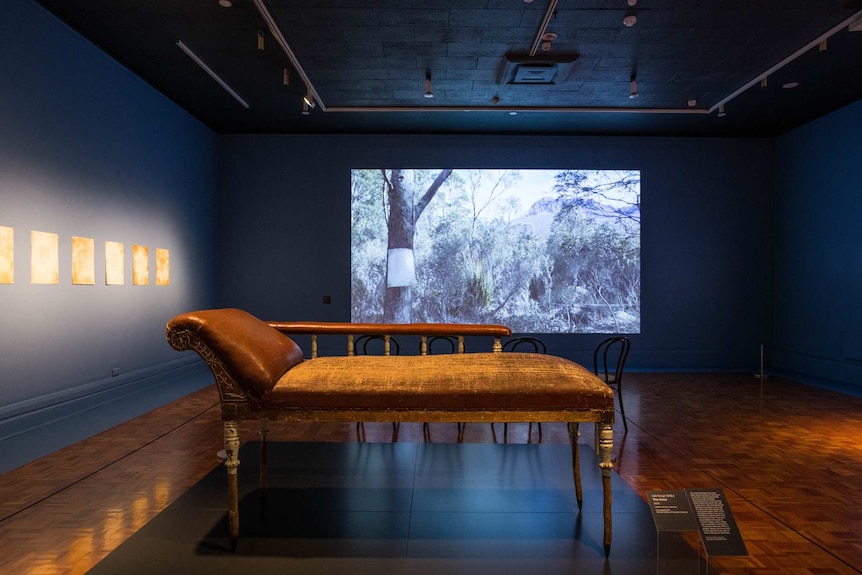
[1,373,861,574]
[87,442,656,575]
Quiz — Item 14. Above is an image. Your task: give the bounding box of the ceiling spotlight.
[424,73,434,98]
[303,86,315,108]
[717,104,726,117]
[623,14,637,27]
[541,32,557,52]
[819,39,828,52]
[782,81,799,89]
[629,78,638,98]
[627,0,637,6]
[760,77,768,88]
[688,99,697,107]
[257,30,264,50]
[283,68,290,86]
[218,0,232,7]
[492,96,500,105]
[302,100,309,115]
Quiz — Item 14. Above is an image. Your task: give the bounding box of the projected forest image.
[351,169,640,334]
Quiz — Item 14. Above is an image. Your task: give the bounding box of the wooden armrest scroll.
[268,321,512,338]
[269,322,512,357]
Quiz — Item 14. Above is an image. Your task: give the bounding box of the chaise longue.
[165,308,616,555]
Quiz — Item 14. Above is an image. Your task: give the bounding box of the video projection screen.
[351,169,640,334]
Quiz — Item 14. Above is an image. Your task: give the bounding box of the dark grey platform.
[88,441,660,575]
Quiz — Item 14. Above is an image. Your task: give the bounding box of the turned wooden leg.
[597,421,614,557]
[568,423,583,509]
[259,418,269,499]
[223,420,240,551]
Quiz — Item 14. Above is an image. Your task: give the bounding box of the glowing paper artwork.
[156,248,170,286]
[71,236,95,285]
[0,226,12,284]
[105,241,124,285]
[31,230,59,284]
[133,245,149,285]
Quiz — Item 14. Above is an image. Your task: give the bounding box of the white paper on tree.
[387,248,415,287]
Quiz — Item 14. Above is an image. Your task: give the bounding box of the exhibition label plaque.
[648,488,748,557]
[686,488,748,557]
[647,490,698,532]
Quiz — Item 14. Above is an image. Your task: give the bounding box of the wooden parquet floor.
[1,372,861,574]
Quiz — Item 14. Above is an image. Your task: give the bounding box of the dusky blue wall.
[219,134,775,370]
[773,100,862,390]
[0,0,219,418]
[13,0,860,427]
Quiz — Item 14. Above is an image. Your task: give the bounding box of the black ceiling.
[35,0,862,137]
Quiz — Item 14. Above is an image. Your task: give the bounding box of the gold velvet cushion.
[166,308,305,403]
[263,353,613,411]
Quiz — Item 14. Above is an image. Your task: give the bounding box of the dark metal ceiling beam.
[711,9,862,114]
[252,0,326,111]
[529,0,559,57]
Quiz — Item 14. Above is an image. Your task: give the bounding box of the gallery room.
[1,0,861,573]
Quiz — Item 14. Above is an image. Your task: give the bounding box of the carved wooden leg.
[259,418,269,500]
[223,420,240,551]
[568,423,582,509]
[597,421,614,557]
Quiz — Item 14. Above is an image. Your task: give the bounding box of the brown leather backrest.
[166,308,304,402]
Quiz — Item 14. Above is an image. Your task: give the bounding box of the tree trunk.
[382,169,452,323]
[384,170,414,322]
[384,286,412,323]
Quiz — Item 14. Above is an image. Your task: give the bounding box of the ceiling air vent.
[513,64,558,84]
[499,53,578,85]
